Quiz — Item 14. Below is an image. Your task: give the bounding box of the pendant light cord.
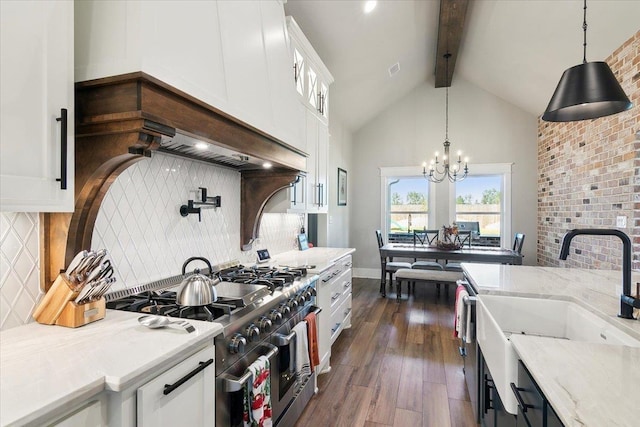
[444,53,451,141]
[582,0,588,64]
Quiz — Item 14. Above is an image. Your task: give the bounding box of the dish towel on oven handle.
[454,284,470,342]
[304,312,320,372]
[243,355,273,427]
[293,321,311,381]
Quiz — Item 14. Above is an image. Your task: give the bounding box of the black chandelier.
[542,0,632,122]
[423,53,468,183]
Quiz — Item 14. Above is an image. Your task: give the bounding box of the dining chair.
[412,229,444,271]
[445,230,472,272]
[513,233,525,254]
[376,230,412,294]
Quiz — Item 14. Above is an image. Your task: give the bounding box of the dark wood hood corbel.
[44,72,304,288]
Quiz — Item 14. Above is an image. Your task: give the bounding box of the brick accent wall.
[538,30,640,270]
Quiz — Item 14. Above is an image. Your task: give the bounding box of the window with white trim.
[380,167,435,243]
[449,164,512,247]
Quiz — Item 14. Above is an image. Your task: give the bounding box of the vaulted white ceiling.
[284,0,640,132]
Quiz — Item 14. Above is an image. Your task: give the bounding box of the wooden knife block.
[32,274,106,327]
[55,298,106,328]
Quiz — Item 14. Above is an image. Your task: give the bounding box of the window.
[380,167,435,243]
[450,164,512,247]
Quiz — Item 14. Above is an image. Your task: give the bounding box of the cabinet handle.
[331,323,341,334]
[483,375,494,413]
[331,292,341,301]
[163,358,213,395]
[344,281,351,289]
[294,63,299,83]
[344,307,351,316]
[55,108,68,190]
[510,382,534,413]
[292,181,297,204]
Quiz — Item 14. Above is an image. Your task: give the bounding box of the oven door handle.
[274,330,296,346]
[463,295,477,306]
[220,344,279,392]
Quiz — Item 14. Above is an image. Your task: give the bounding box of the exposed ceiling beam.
[435,0,470,88]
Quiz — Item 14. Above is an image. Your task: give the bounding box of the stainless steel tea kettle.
[177,257,218,306]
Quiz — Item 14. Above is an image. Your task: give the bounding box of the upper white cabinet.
[263,16,333,215]
[287,17,333,124]
[75,0,304,151]
[0,0,74,212]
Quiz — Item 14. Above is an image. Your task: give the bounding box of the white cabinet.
[0,0,74,212]
[50,398,107,427]
[287,17,333,123]
[316,254,352,374]
[305,110,329,213]
[75,0,304,151]
[287,17,333,213]
[137,345,215,427]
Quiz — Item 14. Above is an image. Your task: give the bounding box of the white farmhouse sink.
[476,295,640,415]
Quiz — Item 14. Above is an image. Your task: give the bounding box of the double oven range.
[106,263,320,427]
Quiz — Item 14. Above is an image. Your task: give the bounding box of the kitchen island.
[0,310,222,426]
[462,264,640,427]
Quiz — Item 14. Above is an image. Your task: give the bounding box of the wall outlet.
[616,215,627,228]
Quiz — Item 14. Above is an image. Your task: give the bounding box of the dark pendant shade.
[542,61,632,122]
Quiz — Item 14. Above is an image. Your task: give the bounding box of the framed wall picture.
[337,168,347,206]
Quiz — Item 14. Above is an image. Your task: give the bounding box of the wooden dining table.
[379,243,523,295]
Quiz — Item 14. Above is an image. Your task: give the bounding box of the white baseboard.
[352,268,380,279]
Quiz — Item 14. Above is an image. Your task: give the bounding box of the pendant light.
[423,53,469,183]
[542,0,632,122]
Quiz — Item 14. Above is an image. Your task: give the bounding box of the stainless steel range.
[106,260,320,427]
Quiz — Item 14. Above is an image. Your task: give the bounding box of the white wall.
[326,115,353,248]
[351,76,538,277]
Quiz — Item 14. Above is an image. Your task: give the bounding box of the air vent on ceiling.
[388,62,401,77]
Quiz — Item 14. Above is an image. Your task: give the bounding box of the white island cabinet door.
[0,0,74,212]
[137,345,215,427]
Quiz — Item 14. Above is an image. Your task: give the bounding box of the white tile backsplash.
[0,212,41,331]
[91,152,303,293]
[0,153,302,329]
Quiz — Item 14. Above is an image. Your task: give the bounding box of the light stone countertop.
[0,310,223,427]
[462,263,640,426]
[272,247,355,274]
[510,335,640,427]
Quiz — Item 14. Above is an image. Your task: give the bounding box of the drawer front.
[329,295,352,343]
[328,269,350,311]
[137,345,215,427]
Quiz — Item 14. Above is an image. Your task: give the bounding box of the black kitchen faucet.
[559,228,640,319]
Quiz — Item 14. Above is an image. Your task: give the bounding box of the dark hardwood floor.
[295,278,476,427]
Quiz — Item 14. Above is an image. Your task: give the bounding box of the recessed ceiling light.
[195,142,208,150]
[263,162,272,169]
[364,1,377,14]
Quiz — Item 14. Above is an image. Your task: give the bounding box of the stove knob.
[287,298,299,310]
[245,324,260,342]
[229,334,247,354]
[295,292,307,305]
[269,309,283,324]
[258,316,273,333]
[278,304,291,316]
[304,287,316,299]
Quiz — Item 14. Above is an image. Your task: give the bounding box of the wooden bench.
[394,268,464,301]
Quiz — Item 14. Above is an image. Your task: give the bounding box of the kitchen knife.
[65,250,89,279]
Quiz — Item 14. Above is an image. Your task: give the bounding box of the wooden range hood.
[45,72,304,287]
